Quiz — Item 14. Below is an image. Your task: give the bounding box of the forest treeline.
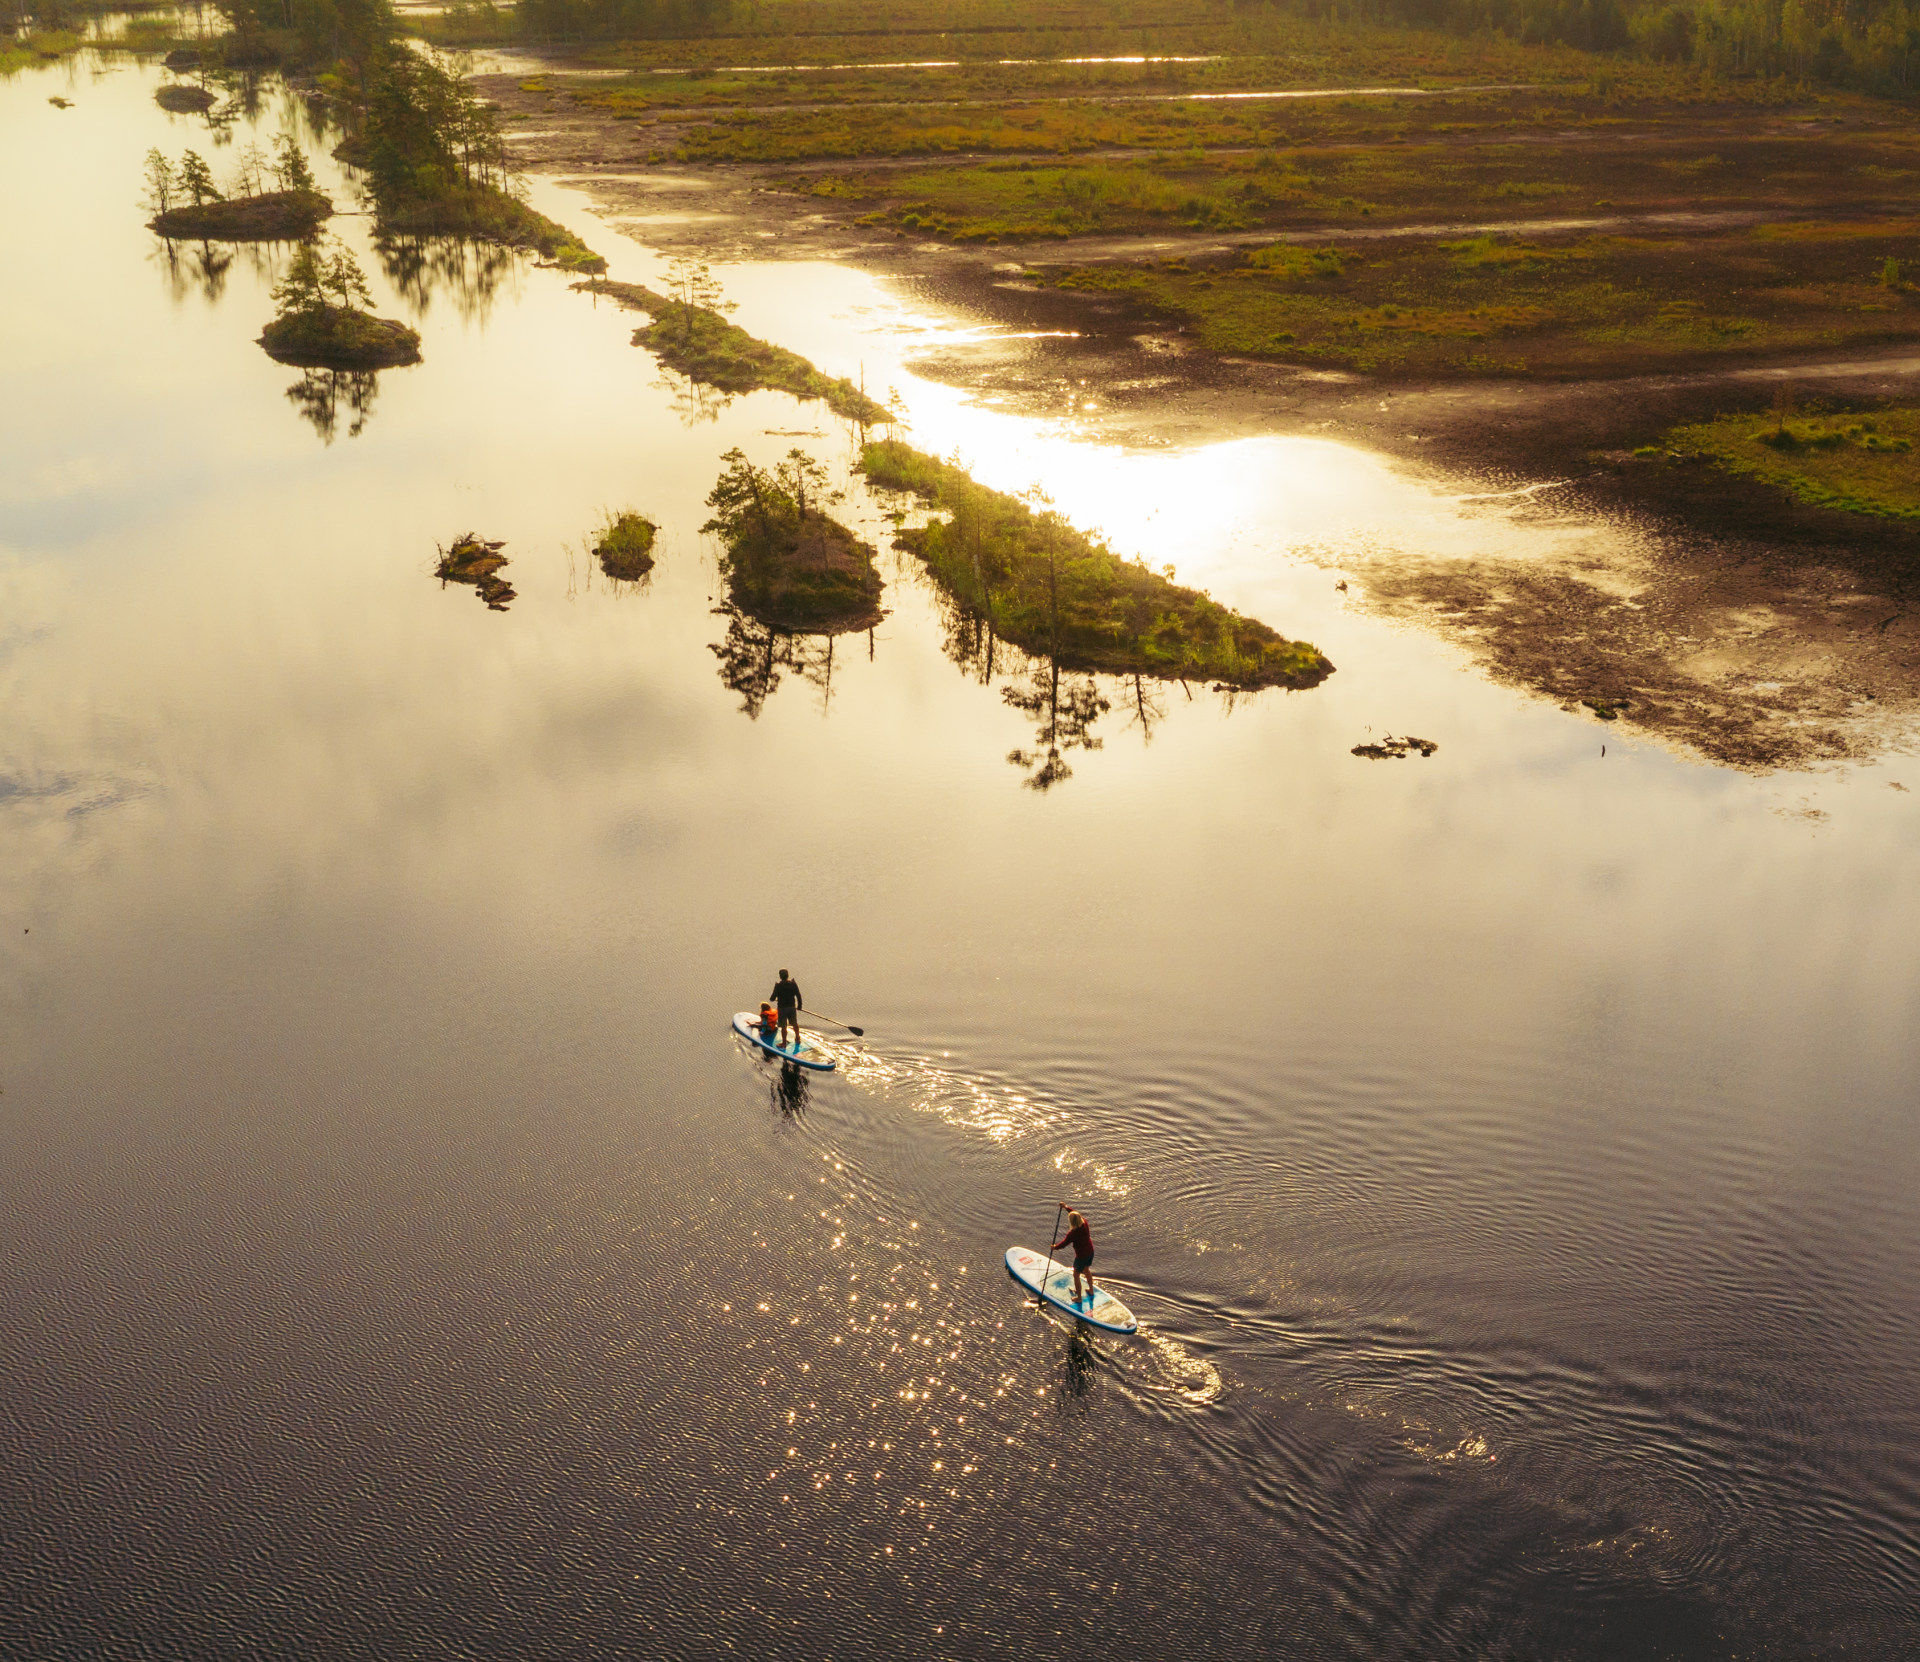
[465,0,1920,100]
[13,0,1919,95]
[1311,0,1920,91]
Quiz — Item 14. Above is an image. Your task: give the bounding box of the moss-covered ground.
[1029,220,1920,377]
[1661,405,1920,519]
[861,439,1332,688]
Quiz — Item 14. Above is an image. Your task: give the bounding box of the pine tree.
[142,148,177,215]
[323,243,373,311]
[178,150,221,206]
[231,142,269,198]
[774,449,839,524]
[273,133,316,194]
[663,255,735,347]
[271,241,329,319]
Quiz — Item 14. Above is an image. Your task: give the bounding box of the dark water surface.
[4,52,1919,1662]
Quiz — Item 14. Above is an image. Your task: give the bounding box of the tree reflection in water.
[711,606,850,718]
[1121,672,1167,743]
[662,369,734,428]
[152,238,236,305]
[942,604,1000,686]
[1003,658,1110,792]
[936,585,1116,789]
[374,234,523,323]
[285,367,380,443]
[710,539,1182,790]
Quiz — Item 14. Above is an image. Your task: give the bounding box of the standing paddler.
[1052,1205,1097,1306]
[770,968,803,1050]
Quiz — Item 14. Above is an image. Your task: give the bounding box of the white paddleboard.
[731,1011,836,1071]
[1005,1246,1138,1335]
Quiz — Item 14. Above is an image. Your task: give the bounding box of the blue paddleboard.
[731,1011,836,1071]
[1005,1245,1139,1335]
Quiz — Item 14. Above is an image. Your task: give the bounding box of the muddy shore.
[478,62,1920,770]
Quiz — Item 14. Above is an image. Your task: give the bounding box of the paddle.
[1037,1201,1065,1306]
[807,1010,865,1037]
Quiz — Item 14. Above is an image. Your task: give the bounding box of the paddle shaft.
[1039,1202,1065,1304]
[808,1010,865,1037]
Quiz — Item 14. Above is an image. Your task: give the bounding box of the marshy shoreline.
[476,58,1920,769]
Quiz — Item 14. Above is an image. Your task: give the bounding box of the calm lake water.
[4,49,1919,1662]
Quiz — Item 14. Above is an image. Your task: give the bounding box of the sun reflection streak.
[833,1044,1066,1145]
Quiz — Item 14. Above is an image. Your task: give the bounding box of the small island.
[704,448,883,631]
[594,511,658,582]
[146,140,333,242]
[257,238,421,370]
[863,440,1332,690]
[155,82,216,113]
[436,533,515,611]
[151,188,333,241]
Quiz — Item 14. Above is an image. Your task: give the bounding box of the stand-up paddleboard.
[1004,1246,1138,1335]
[731,1011,837,1071]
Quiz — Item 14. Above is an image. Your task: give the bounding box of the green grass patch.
[585,279,891,422]
[1752,217,1920,243]
[1666,407,1920,518]
[1247,244,1344,279]
[593,510,658,581]
[1,29,84,74]
[861,439,1331,689]
[1441,235,1585,270]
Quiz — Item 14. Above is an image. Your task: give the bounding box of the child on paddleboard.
[1053,1207,1096,1306]
[753,1003,777,1041]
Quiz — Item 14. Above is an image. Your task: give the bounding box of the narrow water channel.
[3,48,1918,1662]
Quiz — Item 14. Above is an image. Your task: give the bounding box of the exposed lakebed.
[3,46,1919,1662]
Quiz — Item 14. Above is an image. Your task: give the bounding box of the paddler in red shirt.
[1052,1206,1096,1306]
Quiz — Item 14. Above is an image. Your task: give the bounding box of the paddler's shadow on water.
[768,1060,811,1121]
[1059,1326,1101,1403]
[1030,1320,1104,1411]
